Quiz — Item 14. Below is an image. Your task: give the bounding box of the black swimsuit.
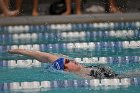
[87,65,118,79]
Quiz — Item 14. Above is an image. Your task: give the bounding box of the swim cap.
[52,58,65,70]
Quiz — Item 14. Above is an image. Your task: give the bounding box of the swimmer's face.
[64,59,81,72]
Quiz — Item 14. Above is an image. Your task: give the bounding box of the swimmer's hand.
[8,49,25,54]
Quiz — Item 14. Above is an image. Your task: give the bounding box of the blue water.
[0,67,140,93]
[0,22,140,92]
[0,62,140,83]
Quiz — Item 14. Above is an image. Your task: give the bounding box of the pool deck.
[0,13,140,26]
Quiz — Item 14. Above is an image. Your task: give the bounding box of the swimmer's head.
[52,58,81,72]
[64,59,81,72]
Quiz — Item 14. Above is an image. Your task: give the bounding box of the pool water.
[0,63,140,83]
[0,22,140,92]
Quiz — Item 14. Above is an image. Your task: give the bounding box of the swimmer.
[7,49,139,79]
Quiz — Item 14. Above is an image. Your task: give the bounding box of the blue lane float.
[0,22,139,33]
[0,78,140,91]
[0,41,140,52]
[0,29,140,45]
[0,56,140,67]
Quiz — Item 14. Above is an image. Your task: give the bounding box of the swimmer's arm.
[8,49,59,63]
